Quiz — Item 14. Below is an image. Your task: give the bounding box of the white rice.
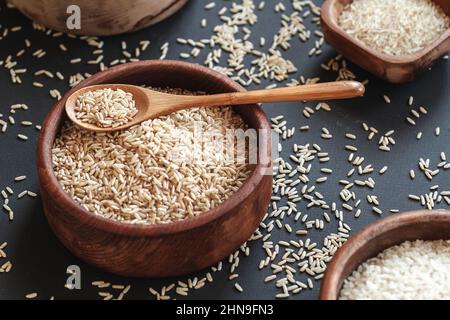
[339,240,450,300]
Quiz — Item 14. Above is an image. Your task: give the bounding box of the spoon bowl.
[66,80,365,132]
[65,84,153,132]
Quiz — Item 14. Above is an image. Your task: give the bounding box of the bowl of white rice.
[320,209,450,299]
[36,60,272,277]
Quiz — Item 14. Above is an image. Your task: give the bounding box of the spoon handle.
[184,81,364,107]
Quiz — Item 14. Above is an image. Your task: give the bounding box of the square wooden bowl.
[321,0,450,83]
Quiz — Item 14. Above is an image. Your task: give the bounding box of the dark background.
[0,0,449,300]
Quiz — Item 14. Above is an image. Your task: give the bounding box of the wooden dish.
[36,60,272,277]
[320,209,450,299]
[9,0,188,36]
[321,0,450,83]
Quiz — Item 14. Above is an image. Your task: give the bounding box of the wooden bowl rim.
[319,209,450,300]
[321,0,450,64]
[37,60,272,237]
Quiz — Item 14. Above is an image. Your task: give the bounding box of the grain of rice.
[372,206,382,214]
[17,190,27,199]
[435,127,440,136]
[411,109,420,118]
[204,2,216,10]
[406,117,416,125]
[419,106,428,114]
[379,166,388,174]
[25,293,38,299]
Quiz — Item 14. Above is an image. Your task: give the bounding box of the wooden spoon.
[65,81,365,132]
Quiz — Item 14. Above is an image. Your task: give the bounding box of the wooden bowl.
[321,0,450,83]
[320,209,450,299]
[36,60,272,277]
[9,0,188,36]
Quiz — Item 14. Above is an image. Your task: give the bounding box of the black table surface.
[0,0,449,300]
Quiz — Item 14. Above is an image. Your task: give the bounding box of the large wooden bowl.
[9,0,188,36]
[321,0,450,83]
[36,60,272,277]
[320,209,450,299]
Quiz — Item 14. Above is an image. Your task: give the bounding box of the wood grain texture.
[66,81,364,132]
[36,60,273,277]
[10,0,188,36]
[319,209,450,300]
[321,0,450,83]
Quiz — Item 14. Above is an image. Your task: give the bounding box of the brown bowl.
[320,209,450,299]
[10,0,188,36]
[321,0,450,83]
[36,60,272,277]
